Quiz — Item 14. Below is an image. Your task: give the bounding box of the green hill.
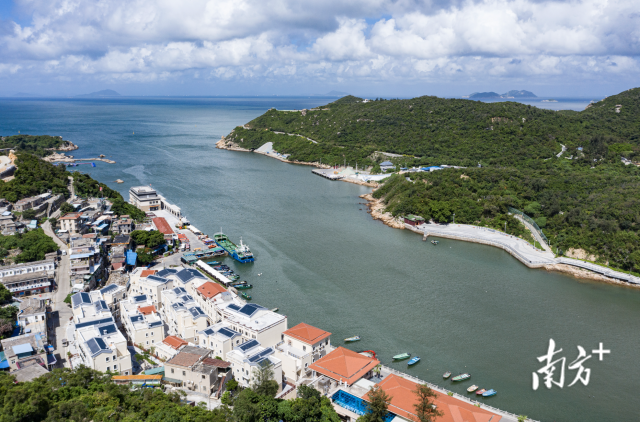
[227,88,640,274]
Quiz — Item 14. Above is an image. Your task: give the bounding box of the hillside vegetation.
[228,88,640,273]
[0,135,67,156]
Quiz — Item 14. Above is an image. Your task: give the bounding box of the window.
[171,368,175,374]
[145,333,148,337]
[202,375,205,379]
[182,371,186,376]
[303,346,306,351]
[146,341,149,345]
[151,331,154,336]
[106,357,110,362]
[113,355,116,360]
[305,363,308,368]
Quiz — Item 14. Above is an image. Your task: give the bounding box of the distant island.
[467,90,537,99]
[325,90,350,97]
[77,89,121,98]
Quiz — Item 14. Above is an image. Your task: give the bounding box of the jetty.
[312,168,344,180]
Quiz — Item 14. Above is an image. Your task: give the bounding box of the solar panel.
[218,327,238,338]
[148,321,163,328]
[86,337,111,357]
[147,275,168,284]
[175,269,193,283]
[238,339,260,351]
[132,295,147,303]
[181,294,194,302]
[75,317,114,329]
[71,292,92,308]
[228,304,241,312]
[186,268,205,279]
[130,315,144,323]
[203,328,215,336]
[96,323,117,335]
[239,304,263,317]
[173,287,187,295]
[100,284,118,294]
[157,268,177,277]
[248,348,273,363]
[189,307,205,318]
[94,300,108,311]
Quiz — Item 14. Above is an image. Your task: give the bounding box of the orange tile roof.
[140,269,156,278]
[368,374,501,422]
[112,375,162,381]
[138,305,157,315]
[163,335,188,350]
[60,212,82,220]
[152,217,174,235]
[309,347,379,386]
[283,323,331,345]
[196,281,227,299]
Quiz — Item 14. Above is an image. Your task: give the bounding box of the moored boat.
[393,353,411,361]
[476,388,486,395]
[451,373,471,382]
[443,371,452,379]
[431,240,439,245]
[467,385,478,393]
[344,336,361,343]
[408,357,420,366]
[482,389,497,397]
[241,292,252,300]
[214,231,255,263]
[234,283,253,290]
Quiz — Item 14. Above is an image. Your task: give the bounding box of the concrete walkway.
[513,215,553,253]
[414,223,640,285]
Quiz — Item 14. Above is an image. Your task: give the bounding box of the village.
[0,182,523,422]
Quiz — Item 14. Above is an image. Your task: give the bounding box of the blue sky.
[0,0,638,97]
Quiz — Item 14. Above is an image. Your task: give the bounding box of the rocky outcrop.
[361,193,405,229]
[543,264,639,289]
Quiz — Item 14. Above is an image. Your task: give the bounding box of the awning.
[125,251,137,266]
[47,354,57,365]
[70,253,93,259]
[0,360,8,369]
[163,377,182,384]
[95,223,109,230]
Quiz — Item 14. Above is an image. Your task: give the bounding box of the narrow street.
[42,219,73,368]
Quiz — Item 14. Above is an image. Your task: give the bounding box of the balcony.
[9,281,51,293]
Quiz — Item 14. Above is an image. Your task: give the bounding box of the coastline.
[218,136,640,288]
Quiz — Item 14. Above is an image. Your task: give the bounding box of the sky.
[0,0,639,97]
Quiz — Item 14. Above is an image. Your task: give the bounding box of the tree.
[63,293,72,305]
[226,378,239,391]
[131,230,165,249]
[60,202,75,214]
[136,251,155,266]
[413,384,443,422]
[251,361,279,398]
[48,217,57,228]
[358,386,392,422]
[0,284,12,302]
[22,209,38,220]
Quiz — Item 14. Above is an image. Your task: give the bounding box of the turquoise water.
[1,97,639,421]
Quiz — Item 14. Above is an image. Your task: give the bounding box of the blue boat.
[408,357,420,366]
[214,232,255,263]
[482,389,497,397]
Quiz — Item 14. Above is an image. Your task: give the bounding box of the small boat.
[476,389,486,395]
[234,284,253,290]
[270,307,279,312]
[344,336,361,343]
[467,385,478,393]
[393,353,411,361]
[482,389,497,397]
[431,240,439,245]
[241,292,252,300]
[443,371,452,379]
[452,373,471,382]
[408,357,420,366]
[207,261,220,266]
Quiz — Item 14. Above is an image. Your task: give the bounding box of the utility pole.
[453,213,455,224]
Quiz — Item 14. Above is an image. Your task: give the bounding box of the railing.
[380,364,536,422]
[508,207,548,245]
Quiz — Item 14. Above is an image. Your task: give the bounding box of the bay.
[1,97,638,421]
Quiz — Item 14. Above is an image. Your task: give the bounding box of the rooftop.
[152,217,174,235]
[309,347,379,386]
[18,298,46,315]
[162,335,188,350]
[196,281,227,299]
[283,323,331,345]
[140,269,156,277]
[369,374,502,422]
[59,212,82,220]
[138,305,157,315]
[167,346,210,368]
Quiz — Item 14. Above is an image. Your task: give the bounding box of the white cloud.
[1,0,639,90]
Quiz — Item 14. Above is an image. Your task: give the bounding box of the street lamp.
[452,213,455,224]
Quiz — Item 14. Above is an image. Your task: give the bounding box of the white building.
[128,266,207,308]
[217,302,287,348]
[154,335,189,361]
[99,283,127,322]
[0,259,55,297]
[119,294,165,349]
[160,286,209,343]
[129,186,182,218]
[197,321,243,360]
[68,291,132,375]
[226,339,283,390]
[276,323,331,384]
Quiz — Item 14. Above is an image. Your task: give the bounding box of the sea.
[1,96,638,421]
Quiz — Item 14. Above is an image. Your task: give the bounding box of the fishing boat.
[408,357,420,366]
[207,261,220,266]
[241,292,252,300]
[476,389,486,395]
[482,389,497,397]
[344,336,361,343]
[452,373,471,382]
[214,231,255,263]
[234,283,253,290]
[431,240,439,245]
[270,307,279,312]
[393,353,411,361]
[467,385,478,393]
[443,371,452,379]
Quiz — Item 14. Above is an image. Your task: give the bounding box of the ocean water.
[1,97,639,421]
[475,97,599,111]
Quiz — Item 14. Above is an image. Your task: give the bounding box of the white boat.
[344,336,361,342]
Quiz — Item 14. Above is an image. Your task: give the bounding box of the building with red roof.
[308,347,379,386]
[365,374,502,422]
[154,335,188,361]
[196,281,227,299]
[153,217,174,235]
[277,322,333,383]
[140,269,156,278]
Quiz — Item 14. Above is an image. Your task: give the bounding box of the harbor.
[3,96,637,421]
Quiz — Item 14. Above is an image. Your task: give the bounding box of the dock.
[312,168,344,180]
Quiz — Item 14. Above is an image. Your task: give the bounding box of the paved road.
[513,215,553,253]
[42,219,73,368]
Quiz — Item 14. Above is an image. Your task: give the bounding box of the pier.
[312,168,344,180]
